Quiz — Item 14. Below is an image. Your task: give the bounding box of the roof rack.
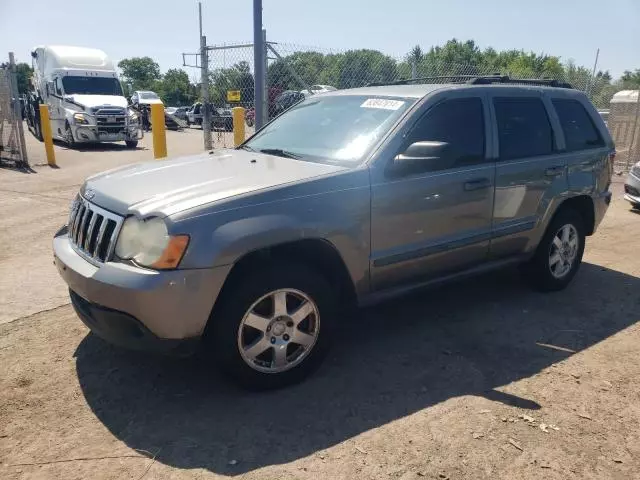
[367,75,574,89]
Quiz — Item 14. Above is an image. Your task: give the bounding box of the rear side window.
[552,99,604,151]
[494,98,553,160]
[407,97,485,165]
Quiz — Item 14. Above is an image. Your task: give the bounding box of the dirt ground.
[1,129,640,479]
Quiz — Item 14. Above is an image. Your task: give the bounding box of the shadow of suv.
[53,76,615,389]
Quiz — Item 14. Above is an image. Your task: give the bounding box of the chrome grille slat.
[77,208,91,246]
[92,218,108,257]
[67,196,123,265]
[83,213,98,250]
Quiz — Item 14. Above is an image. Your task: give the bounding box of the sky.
[1,0,639,79]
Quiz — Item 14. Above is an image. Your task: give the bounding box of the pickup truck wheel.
[207,264,336,390]
[125,140,138,149]
[522,208,585,292]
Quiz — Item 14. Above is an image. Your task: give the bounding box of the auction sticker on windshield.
[361,98,405,110]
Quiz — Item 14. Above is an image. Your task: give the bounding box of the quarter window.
[552,99,604,151]
[406,97,486,166]
[494,97,553,160]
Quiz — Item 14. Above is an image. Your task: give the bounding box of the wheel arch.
[205,238,357,334]
[553,195,596,236]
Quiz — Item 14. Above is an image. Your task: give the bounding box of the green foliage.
[158,68,194,106]
[620,69,640,89]
[15,63,33,95]
[209,60,255,106]
[117,57,161,93]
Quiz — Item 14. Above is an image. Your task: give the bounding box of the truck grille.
[68,196,123,264]
[95,107,126,132]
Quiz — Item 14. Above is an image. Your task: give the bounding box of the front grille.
[68,196,123,264]
[95,107,126,131]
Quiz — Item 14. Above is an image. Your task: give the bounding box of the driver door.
[370,92,495,290]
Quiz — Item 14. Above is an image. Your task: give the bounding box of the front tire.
[125,140,138,149]
[64,122,75,148]
[522,208,585,292]
[206,263,336,390]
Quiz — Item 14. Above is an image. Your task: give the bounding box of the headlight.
[115,216,189,269]
[73,112,90,125]
[128,109,139,122]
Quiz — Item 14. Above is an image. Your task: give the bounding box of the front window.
[139,92,159,100]
[245,95,416,166]
[61,76,123,96]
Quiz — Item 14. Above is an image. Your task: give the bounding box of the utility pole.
[199,2,211,150]
[586,48,600,99]
[253,0,265,130]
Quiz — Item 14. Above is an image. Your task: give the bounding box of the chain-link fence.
[0,54,28,168]
[203,41,639,169]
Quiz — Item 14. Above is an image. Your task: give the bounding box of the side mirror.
[392,141,454,174]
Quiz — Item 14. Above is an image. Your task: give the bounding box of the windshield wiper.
[238,144,254,152]
[258,148,302,159]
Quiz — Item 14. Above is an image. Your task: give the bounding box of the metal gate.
[0,53,28,167]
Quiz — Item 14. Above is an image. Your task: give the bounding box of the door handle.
[464,178,491,191]
[545,165,565,176]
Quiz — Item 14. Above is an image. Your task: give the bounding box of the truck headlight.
[115,216,189,269]
[128,109,139,123]
[73,113,90,125]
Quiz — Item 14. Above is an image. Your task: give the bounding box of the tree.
[209,61,255,106]
[15,63,33,94]
[158,68,193,106]
[0,62,33,94]
[620,69,640,89]
[117,57,161,93]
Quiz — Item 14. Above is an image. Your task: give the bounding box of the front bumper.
[53,228,232,349]
[71,124,141,143]
[624,172,640,206]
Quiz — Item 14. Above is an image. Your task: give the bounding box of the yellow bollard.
[232,107,246,147]
[151,103,167,159]
[39,104,56,166]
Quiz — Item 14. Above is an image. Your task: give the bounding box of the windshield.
[245,95,415,166]
[140,92,159,99]
[62,76,123,96]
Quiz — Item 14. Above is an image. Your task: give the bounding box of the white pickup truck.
[30,45,142,148]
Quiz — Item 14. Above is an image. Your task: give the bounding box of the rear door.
[370,91,495,290]
[548,96,611,199]
[488,90,567,259]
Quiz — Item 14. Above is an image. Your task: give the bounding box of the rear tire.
[205,263,336,390]
[125,140,138,149]
[522,208,585,292]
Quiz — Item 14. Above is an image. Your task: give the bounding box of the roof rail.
[367,75,574,89]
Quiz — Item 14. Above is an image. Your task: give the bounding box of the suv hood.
[84,149,347,217]
[66,94,128,109]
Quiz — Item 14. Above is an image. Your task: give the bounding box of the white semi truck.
[28,45,141,148]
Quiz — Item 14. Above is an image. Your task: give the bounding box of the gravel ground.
[1,130,639,479]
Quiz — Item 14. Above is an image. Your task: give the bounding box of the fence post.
[253,0,265,130]
[8,53,28,166]
[232,107,245,146]
[151,103,167,159]
[38,105,56,166]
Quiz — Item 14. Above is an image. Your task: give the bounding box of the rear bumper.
[592,190,612,232]
[53,228,232,343]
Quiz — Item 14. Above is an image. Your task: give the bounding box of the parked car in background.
[167,106,189,121]
[54,77,613,389]
[211,107,233,131]
[271,90,306,118]
[624,161,640,209]
[131,91,163,107]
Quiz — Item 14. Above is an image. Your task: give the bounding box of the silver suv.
[53,77,614,389]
